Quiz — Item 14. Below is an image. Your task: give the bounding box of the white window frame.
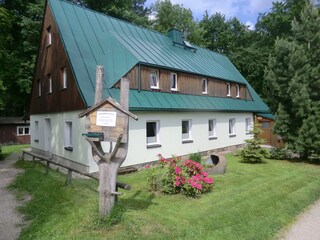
[47,26,52,46]
[64,121,73,151]
[245,118,252,133]
[146,121,160,147]
[150,70,159,89]
[202,79,208,94]
[17,126,30,136]
[229,118,236,136]
[34,121,39,142]
[236,84,240,98]
[170,72,178,91]
[37,79,41,97]
[48,74,52,94]
[208,119,217,139]
[62,67,67,89]
[182,120,192,142]
[227,83,231,96]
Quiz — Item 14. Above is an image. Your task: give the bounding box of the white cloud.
[245,21,255,30]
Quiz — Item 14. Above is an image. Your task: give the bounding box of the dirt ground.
[0,152,30,240]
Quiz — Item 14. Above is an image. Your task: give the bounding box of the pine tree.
[240,124,270,163]
[265,2,320,159]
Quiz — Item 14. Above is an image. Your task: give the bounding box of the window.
[245,118,251,133]
[17,126,30,136]
[227,83,231,96]
[208,119,217,139]
[170,72,178,91]
[182,120,192,142]
[261,122,271,129]
[64,121,73,151]
[47,74,52,94]
[236,84,240,98]
[62,67,67,89]
[146,121,160,147]
[229,118,236,136]
[150,70,159,89]
[202,79,207,94]
[47,26,52,46]
[37,79,41,96]
[34,121,39,142]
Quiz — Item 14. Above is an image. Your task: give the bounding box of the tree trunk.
[98,161,119,217]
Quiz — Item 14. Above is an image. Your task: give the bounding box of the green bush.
[146,154,214,197]
[269,148,289,160]
[189,152,202,164]
[240,124,270,163]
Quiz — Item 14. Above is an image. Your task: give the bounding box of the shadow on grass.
[119,190,157,210]
[239,160,268,164]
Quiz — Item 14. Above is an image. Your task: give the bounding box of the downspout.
[138,63,141,92]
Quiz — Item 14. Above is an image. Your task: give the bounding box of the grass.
[9,154,320,240]
[0,144,30,161]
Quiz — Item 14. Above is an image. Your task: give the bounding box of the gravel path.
[0,152,28,240]
[279,199,320,240]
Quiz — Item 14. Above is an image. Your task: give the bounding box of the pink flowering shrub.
[157,154,214,197]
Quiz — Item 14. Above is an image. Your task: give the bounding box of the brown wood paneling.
[0,125,30,145]
[120,65,252,100]
[29,4,86,115]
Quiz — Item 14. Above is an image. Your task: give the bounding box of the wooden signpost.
[79,66,138,217]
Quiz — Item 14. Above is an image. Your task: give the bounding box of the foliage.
[151,0,206,46]
[269,148,290,160]
[79,0,150,27]
[240,124,270,163]
[144,164,160,191]
[10,154,320,239]
[155,154,214,197]
[0,0,44,116]
[265,2,320,158]
[188,152,202,164]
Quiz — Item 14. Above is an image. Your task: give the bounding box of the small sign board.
[96,111,117,127]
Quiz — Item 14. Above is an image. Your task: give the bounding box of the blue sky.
[145,0,277,29]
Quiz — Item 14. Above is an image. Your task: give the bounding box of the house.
[0,117,30,145]
[256,113,284,148]
[28,0,270,173]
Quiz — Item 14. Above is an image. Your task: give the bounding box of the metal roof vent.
[167,29,197,52]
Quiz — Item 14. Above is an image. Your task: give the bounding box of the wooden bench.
[21,149,131,190]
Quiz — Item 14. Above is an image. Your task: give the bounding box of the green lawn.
[0,144,29,161]
[10,154,320,240]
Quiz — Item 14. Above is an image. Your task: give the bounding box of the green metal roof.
[48,0,269,113]
[257,113,275,120]
[106,89,269,113]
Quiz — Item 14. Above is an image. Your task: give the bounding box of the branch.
[110,134,123,160]
[85,137,105,160]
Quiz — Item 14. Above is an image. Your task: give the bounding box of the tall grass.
[10,154,320,240]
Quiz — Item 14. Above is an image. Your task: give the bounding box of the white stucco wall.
[30,111,253,172]
[30,111,98,172]
[124,111,253,166]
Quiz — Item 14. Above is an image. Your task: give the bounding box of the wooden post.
[45,162,50,174]
[65,169,72,185]
[85,67,132,218]
[94,66,104,105]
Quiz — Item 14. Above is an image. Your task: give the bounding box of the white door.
[44,118,52,156]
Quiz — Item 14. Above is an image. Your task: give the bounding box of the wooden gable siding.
[29,4,86,115]
[117,65,252,100]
